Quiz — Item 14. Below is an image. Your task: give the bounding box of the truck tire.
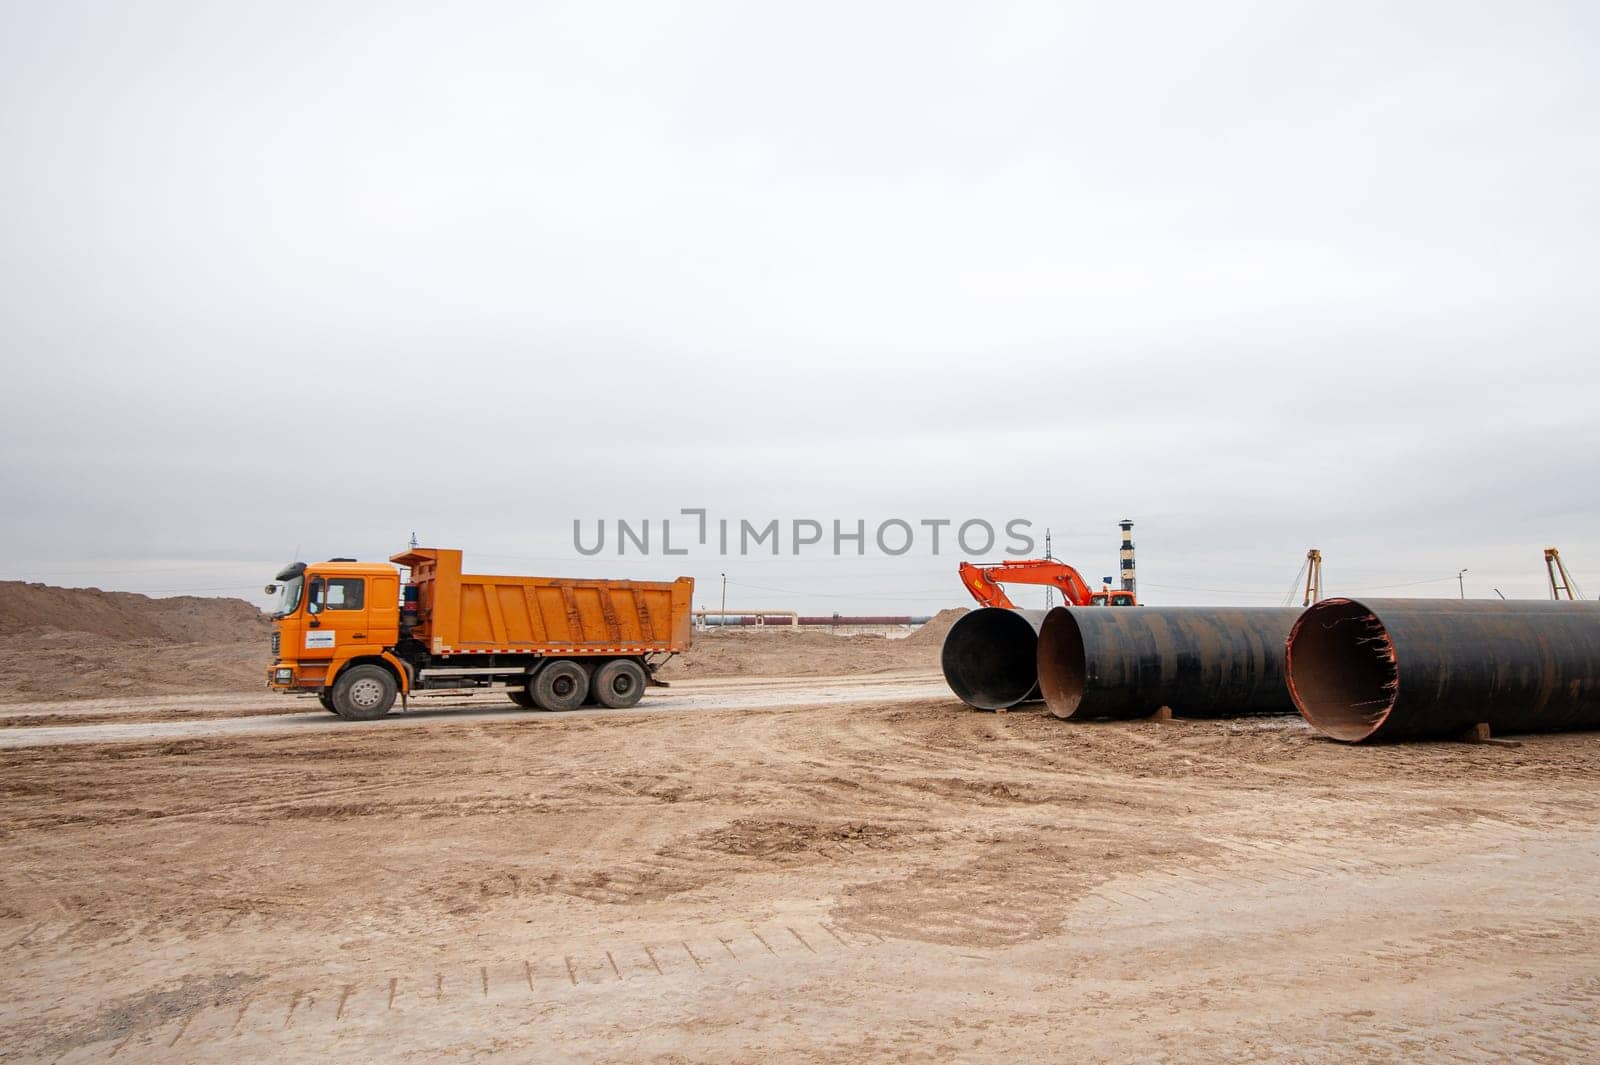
[507,690,537,709]
[532,659,588,711]
[318,691,337,714]
[591,659,647,709]
[331,665,398,720]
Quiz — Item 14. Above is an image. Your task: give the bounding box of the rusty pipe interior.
[1281,599,1399,741]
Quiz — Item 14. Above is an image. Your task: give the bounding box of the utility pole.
[1043,528,1055,609]
[1457,568,1468,599]
[720,573,727,623]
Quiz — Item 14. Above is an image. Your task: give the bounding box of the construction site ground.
[4,667,1599,1062]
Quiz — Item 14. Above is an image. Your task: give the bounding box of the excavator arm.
[958,559,1102,609]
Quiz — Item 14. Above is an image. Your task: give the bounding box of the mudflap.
[645,652,676,687]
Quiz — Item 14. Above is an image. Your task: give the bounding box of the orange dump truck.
[265,547,693,719]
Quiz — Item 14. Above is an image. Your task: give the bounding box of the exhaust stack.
[1118,519,1136,600]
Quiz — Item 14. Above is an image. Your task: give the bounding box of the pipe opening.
[1286,598,1400,742]
[1036,608,1087,718]
[940,609,1041,710]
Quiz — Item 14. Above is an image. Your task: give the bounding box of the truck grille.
[270,631,280,657]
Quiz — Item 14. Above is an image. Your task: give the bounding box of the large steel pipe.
[1037,606,1300,719]
[941,608,1046,710]
[1286,598,1600,742]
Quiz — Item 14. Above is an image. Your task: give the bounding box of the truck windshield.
[272,576,304,618]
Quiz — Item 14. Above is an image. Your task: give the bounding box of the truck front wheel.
[532,660,588,711]
[331,665,398,720]
[318,691,337,714]
[591,659,647,709]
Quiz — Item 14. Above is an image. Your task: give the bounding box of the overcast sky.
[2,1,1596,613]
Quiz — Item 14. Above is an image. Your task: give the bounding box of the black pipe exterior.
[1286,598,1600,742]
[1037,606,1301,720]
[940,608,1046,710]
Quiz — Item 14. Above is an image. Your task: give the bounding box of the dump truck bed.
[392,549,693,657]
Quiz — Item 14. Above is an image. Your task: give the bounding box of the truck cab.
[266,560,404,711]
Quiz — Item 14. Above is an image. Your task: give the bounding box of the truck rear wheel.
[591,659,647,709]
[331,665,398,720]
[507,690,537,709]
[532,659,588,711]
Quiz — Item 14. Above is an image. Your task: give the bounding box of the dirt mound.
[901,607,969,648]
[0,581,268,643]
[0,583,270,702]
[698,818,900,859]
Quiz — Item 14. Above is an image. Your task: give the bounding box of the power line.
[725,579,963,602]
[1343,575,1460,592]
[1138,582,1288,599]
[1280,558,1309,608]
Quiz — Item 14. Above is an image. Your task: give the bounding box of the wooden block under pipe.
[1460,722,1522,748]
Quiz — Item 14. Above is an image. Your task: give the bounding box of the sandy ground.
[0,673,947,747]
[3,678,1599,1063]
[0,601,964,703]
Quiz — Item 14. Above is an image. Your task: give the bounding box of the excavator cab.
[1090,590,1137,607]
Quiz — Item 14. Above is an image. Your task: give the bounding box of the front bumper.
[267,662,329,692]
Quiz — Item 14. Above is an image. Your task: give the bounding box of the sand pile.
[900,607,968,648]
[0,581,268,642]
[0,582,270,702]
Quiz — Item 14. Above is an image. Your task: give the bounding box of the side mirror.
[265,583,279,595]
[308,600,322,615]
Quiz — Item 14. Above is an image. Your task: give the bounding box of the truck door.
[304,575,371,657]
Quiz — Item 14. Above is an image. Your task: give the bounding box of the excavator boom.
[959,559,1135,609]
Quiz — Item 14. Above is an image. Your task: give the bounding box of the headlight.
[274,667,294,684]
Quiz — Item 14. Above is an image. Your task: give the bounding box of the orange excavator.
[959,559,1138,609]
